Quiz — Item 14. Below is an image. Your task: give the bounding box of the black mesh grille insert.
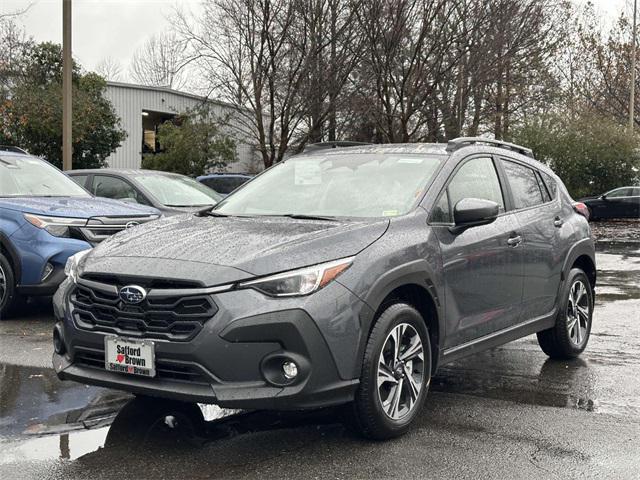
[74,349,210,384]
[70,282,217,342]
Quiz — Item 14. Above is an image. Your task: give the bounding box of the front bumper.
[11,221,91,296]
[53,279,367,409]
[17,266,67,296]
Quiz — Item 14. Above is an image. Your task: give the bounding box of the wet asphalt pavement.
[1,223,639,479]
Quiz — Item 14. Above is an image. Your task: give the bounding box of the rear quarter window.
[539,171,558,199]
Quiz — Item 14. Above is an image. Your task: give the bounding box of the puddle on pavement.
[0,362,251,464]
[1,240,639,465]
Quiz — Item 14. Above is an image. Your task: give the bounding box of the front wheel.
[350,303,432,440]
[0,253,23,320]
[537,268,593,359]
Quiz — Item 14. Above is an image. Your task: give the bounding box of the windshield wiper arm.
[279,214,338,221]
[194,206,229,217]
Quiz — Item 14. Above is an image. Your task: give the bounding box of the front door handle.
[507,235,522,247]
[554,217,563,228]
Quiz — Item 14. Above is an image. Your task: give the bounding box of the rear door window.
[501,160,544,209]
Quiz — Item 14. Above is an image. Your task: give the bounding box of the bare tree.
[0,16,31,100]
[168,0,632,164]
[0,2,34,21]
[95,56,123,81]
[129,32,188,90]
[346,0,472,143]
[175,0,362,167]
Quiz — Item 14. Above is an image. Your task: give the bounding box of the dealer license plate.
[104,336,156,378]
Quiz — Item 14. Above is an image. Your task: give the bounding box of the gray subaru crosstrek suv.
[52,138,596,440]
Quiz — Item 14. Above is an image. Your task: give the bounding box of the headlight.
[24,214,87,238]
[64,249,91,283]
[238,257,354,297]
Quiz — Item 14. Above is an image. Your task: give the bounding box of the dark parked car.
[53,138,596,440]
[68,169,223,214]
[581,186,640,220]
[197,173,253,195]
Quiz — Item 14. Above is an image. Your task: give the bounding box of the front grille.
[71,215,158,244]
[74,349,210,384]
[70,280,217,341]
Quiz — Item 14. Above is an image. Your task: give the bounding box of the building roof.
[105,81,243,112]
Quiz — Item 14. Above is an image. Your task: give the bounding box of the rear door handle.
[554,217,563,228]
[507,235,522,247]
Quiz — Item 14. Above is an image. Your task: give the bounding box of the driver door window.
[91,176,145,204]
[448,157,505,212]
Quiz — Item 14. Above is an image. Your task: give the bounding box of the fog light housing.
[282,361,298,379]
[53,324,66,355]
[42,263,54,282]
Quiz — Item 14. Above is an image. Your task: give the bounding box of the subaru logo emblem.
[119,285,147,304]
[125,221,140,229]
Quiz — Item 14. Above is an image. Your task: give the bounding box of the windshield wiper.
[278,214,338,221]
[194,206,229,217]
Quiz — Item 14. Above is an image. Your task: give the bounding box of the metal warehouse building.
[103,81,260,172]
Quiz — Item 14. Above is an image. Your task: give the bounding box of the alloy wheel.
[377,323,425,420]
[566,280,590,346]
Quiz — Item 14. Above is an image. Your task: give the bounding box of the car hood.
[83,214,389,284]
[0,196,160,217]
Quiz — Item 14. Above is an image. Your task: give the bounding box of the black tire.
[0,253,22,320]
[350,302,432,440]
[537,268,593,359]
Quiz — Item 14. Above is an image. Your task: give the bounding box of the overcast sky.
[0,0,632,82]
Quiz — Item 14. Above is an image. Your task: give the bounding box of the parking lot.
[0,222,637,479]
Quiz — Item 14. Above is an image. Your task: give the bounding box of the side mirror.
[600,194,608,201]
[449,198,500,234]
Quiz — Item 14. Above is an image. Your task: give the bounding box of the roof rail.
[446,137,534,158]
[303,141,372,153]
[0,145,28,154]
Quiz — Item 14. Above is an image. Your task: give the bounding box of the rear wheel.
[537,268,593,359]
[350,303,431,440]
[0,253,22,320]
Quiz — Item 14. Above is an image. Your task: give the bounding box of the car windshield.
[0,155,90,197]
[134,173,222,207]
[217,153,445,218]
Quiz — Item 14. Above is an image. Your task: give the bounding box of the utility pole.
[62,0,72,170]
[630,0,637,131]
